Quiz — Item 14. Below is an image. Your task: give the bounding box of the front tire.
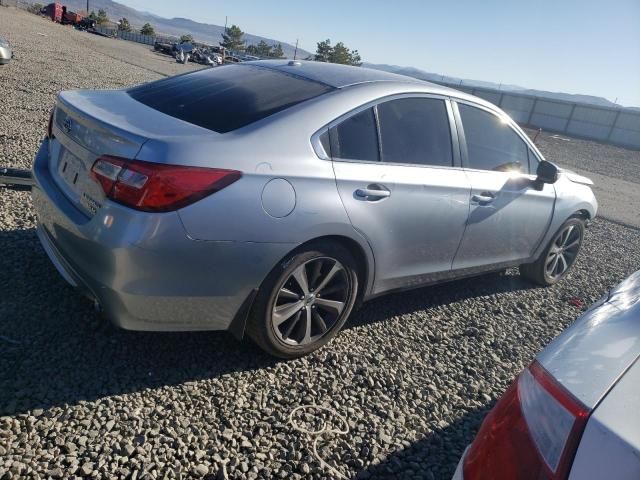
[247,242,359,358]
[520,217,585,286]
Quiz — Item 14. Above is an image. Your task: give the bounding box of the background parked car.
[0,36,12,65]
[454,269,640,480]
[153,40,176,55]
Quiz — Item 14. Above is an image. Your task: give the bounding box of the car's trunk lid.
[537,270,640,409]
[49,89,213,218]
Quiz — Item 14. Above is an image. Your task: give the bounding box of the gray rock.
[80,462,93,476]
[192,464,208,477]
[46,467,63,478]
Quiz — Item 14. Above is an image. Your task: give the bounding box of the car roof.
[245,59,446,89]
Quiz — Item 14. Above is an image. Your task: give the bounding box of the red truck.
[43,2,63,22]
[43,3,84,25]
[62,9,84,25]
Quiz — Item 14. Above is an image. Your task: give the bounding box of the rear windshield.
[127,65,334,133]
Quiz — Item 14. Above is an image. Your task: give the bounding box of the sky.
[120,0,640,107]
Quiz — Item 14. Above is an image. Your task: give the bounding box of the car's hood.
[537,270,640,408]
[559,168,594,186]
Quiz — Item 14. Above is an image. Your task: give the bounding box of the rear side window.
[329,108,379,162]
[377,98,453,166]
[128,65,334,133]
[459,104,528,173]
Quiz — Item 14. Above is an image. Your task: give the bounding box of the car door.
[327,95,471,294]
[452,101,555,271]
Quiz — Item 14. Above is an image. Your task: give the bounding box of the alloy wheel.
[271,257,350,346]
[545,224,582,280]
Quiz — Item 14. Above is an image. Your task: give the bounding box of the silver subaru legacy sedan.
[31,60,598,357]
[454,269,640,480]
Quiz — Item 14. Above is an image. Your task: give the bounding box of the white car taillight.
[463,361,590,479]
[519,367,578,472]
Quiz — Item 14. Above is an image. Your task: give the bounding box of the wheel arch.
[289,234,375,305]
[229,233,375,341]
[573,208,592,220]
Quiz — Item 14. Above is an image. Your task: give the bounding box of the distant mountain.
[24,0,311,58]
[364,63,633,110]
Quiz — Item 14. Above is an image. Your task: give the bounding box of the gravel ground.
[524,128,640,185]
[1,7,640,480]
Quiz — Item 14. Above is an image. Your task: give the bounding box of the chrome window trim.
[451,97,546,168]
[312,92,459,169]
[310,127,330,160]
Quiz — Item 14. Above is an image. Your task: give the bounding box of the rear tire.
[247,242,359,358]
[520,217,585,286]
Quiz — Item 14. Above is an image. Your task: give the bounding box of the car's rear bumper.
[31,139,293,332]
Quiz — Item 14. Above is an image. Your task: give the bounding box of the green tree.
[256,40,272,57]
[27,3,43,14]
[220,24,245,52]
[118,17,131,32]
[140,23,155,36]
[314,39,362,66]
[271,43,285,59]
[349,50,363,66]
[314,39,332,62]
[180,34,194,43]
[88,10,98,21]
[96,9,109,25]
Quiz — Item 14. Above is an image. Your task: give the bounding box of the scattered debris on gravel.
[1,7,639,480]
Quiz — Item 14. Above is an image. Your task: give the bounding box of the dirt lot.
[1,7,639,480]
[524,128,640,229]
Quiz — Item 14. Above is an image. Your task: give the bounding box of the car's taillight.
[91,156,241,212]
[463,361,589,480]
[47,108,55,139]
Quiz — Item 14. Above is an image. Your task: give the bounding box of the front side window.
[377,97,453,167]
[329,107,379,162]
[458,104,528,173]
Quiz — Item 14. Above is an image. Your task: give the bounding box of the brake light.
[463,361,589,480]
[91,156,241,212]
[47,108,55,139]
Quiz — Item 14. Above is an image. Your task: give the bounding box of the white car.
[453,270,640,479]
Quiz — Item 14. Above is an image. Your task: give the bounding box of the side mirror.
[536,160,559,184]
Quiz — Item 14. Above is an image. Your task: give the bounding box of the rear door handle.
[355,186,391,199]
[471,192,496,204]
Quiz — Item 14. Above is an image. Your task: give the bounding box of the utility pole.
[224,16,228,33]
[86,0,89,14]
[293,39,298,60]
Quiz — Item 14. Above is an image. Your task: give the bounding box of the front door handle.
[355,185,391,200]
[471,192,496,204]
